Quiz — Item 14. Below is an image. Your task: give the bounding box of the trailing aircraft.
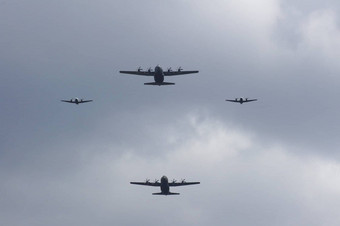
[119,65,198,86]
[61,98,93,105]
[130,175,200,195]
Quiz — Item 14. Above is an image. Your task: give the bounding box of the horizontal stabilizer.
[168,192,180,195]
[144,82,175,86]
[152,192,180,195]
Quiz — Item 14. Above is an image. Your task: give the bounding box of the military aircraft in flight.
[119,65,199,86]
[130,175,200,195]
[226,98,257,104]
[61,98,93,105]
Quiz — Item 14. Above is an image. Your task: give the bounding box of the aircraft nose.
[155,66,162,72]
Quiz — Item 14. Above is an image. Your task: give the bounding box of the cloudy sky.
[1,0,340,225]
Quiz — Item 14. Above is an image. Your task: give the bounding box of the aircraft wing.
[80,100,93,103]
[163,70,199,76]
[61,100,74,103]
[120,71,154,76]
[245,99,257,102]
[225,99,239,103]
[168,181,200,187]
[130,182,161,187]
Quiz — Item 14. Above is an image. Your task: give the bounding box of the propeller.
[154,179,159,183]
[167,67,172,72]
[171,179,177,183]
[181,179,186,183]
[137,66,143,72]
[145,178,150,183]
[177,66,183,72]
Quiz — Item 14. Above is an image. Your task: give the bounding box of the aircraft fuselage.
[154,66,164,83]
[160,175,170,194]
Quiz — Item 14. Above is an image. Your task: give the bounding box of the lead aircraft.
[130,175,200,195]
[119,65,199,86]
[61,98,93,105]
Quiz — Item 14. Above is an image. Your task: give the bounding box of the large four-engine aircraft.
[130,175,200,195]
[119,65,199,86]
[226,97,257,104]
[61,98,93,105]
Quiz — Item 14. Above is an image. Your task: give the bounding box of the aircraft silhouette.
[130,175,200,195]
[120,65,198,86]
[61,98,93,105]
[225,97,257,104]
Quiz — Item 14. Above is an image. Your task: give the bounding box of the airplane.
[130,175,200,195]
[119,65,199,86]
[225,97,257,104]
[61,98,93,105]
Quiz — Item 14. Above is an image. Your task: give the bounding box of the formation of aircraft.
[130,175,200,195]
[61,98,93,105]
[119,65,199,86]
[60,65,259,197]
[225,97,257,104]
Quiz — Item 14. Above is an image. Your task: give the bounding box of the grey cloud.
[3,115,340,225]
[2,0,340,225]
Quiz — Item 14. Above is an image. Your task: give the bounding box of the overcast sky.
[1,0,340,225]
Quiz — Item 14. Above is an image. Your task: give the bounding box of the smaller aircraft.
[226,97,257,104]
[61,98,93,105]
[130,175,200,195]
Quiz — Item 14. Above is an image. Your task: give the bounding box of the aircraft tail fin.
[144,82,175,86]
